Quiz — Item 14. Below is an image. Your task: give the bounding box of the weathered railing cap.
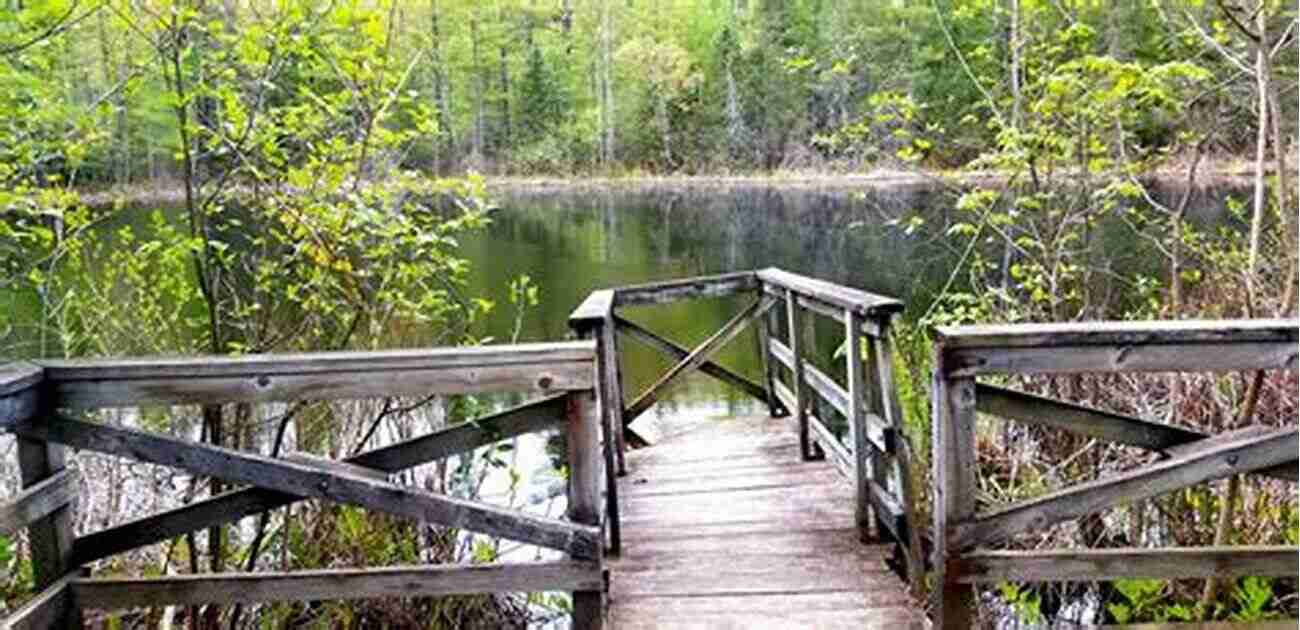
[935,318,1300,349]
[756,268,904,317]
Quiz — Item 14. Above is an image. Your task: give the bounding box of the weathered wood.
[768,338,893,453]
[867,478,908,546]
[0,574,74,630]
[755,305,781,417]
[20,415,599,559]
[41,341,597,407]
[74,394,569,563]
[566,390,605,630]
[608,413,923,629]
[784,290,812,460]
[610,271,758,307]
[282,452,387,481]
[952,427,1299,549]
[0,363,42,429]
[0,387,40,430]
[943,341,1298,376]
[595,323,624,552]
[568,289,615,326]
[934,373,977,630]
[975,384,1296,482]
[846,310,872,541]
[0,363,42,396]
[757,268,904,317]
[615,316,768,403]
[17,438,75,594]
[0,470,76,537]
[935,318,1299,349]
[72,561,603,609]
[759,284,886,336]
[954,546,1299,582]
[871,329,927,597]
[624,296,776,423]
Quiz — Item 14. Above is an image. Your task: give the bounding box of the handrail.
[568,267,923,601]
[1,341,611,629]
[930,319,1300,630]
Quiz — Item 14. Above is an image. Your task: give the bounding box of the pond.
[463,179,1247,435]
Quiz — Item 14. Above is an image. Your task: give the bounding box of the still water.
[463,180,1242,431]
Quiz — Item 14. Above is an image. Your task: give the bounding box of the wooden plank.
[611,271,758,307]
[50,360,594,408]
[769,338,893,453]
[867,478,908,546]
[72,561,603,609]
[615,316,768,403]
[756,305,782,416]
[976,384,1296,482]
[757,268,903,317]
[624,296,775,423]
[944,341,1298,376]
[568,289,615,326]
[0,363,42,396]
[0,363,42,429]
[0,574,74,630]
[282,452,387,482]
[19,415,600,559]
[74,394,569,563]
[565,390,605,630]
[935,318,1299,349]
[954,546,1299,582]
[760,285,886,336]
[595,322,624,552]
[871,329,927,596]
[0,470,76,537]
[846,310,872,540]
[934,373,978,630]
[785,290,812,460]
[17,439,75,593]
[953,427,1299,549]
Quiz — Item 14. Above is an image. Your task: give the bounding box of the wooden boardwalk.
[607,414,926,629]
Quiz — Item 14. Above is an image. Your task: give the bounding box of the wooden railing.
[931,319,1300,629]
[568,268,924,591]
[0,342,613,629]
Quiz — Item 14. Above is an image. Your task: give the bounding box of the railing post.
[845,310,872,542]
[566,389,606,630]
[18,390,81,628]
[933,364,977,630]
[785,290,812,460]
[755,291,781,417]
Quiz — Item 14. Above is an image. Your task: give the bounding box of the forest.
[0,0,1297,628]
[1,0,1295,179]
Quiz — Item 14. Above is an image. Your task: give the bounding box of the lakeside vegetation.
[1,0,1296,627]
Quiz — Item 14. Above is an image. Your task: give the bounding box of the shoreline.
[76,167,1261,207]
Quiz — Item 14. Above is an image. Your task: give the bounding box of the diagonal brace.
[624,296,777,424]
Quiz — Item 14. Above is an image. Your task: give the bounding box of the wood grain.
[608,414,921,629]
[615,316,768,403]
[953,427,1299,549]
[769,338,892,452]
[72,561,602,609]
[757,268,903,317]
[944,341,1298,376]
[935,318,1299,349]
[0,470,76,537]
[20,415,599,559]
[611,271,758,306]
[975,384,1296,482]
[73,395,568,563]
[954,546,1299,582]
[0,574,74,630]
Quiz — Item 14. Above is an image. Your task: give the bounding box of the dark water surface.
[462,180,1246,429]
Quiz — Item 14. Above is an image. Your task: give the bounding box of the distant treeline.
[3,0,1295,182]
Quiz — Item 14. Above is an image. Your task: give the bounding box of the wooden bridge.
[0,268,1295,629]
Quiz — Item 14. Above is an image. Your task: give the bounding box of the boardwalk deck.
[607,414,925,629]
